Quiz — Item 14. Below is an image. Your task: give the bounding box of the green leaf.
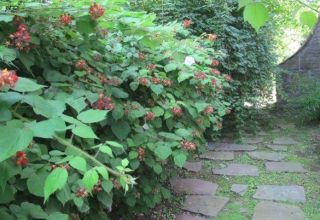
[174,154,187,168]
[44,168,68,202]
[0,46,16,63]
[0,126,33,162]
[48,212,69,220]
[13,78,44,92]
[155,145,172,160]
[112,104,124,120]
[152,106,164,117]
[178,72,193,82]
[0,15,14,22]
[69,156,87,172]
[66,97,87,113]
[83,169,99,192]
[105,141,123,149]
[21,202,48,219]
[99,145,113,157]
[76,15,96,34]
[300,11,317,29]
[28,118,66,138]
[164,63,177,72]
[77,109,108,123]
[25,95,66,118]
[27,173,45,197]
[0,104,11,122]
[111,87,129,99]
[96,166,109,180]
[238,0,252,9]
[159,132,182,140]
[150,84,164,95]
[72,124,98,139]
[129,151,138,159]
[111,121,131,140]
[243,2,269,32]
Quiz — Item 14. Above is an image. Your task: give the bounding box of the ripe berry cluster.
[203,106,214,115]
[93,94,115,110]
[137,147,145,161]
[180,140,197,151]
[59,14,72,25]
[171,107,183,117]
[211,59,220,67]
[93,180,103,193]
[15,151,28,166]
[89,3,105,20]
[51,164,71,170]
[144,111,155,121]
[183,19,192,28]
[75,59,88,70]
[0,69,19,89]
[211,68,220,75]
[208,34,217,41]
[7,24,31,51]
[76,188,89,198]
[195,72,207,80]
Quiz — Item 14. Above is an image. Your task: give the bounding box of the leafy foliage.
[0,0,232,218]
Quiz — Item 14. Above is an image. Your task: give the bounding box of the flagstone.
[248,151,287,161]
[266,162,306,173]
[170,178,218,195]
[183,161,203,172]
[266,144,288,151]
[273,137,299,145]
[214,144,257,151]
[212,164,259,176]
[199,151,234,161]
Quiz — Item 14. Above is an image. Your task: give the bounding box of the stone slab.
[242,137,264,144]
[212,164,259,176]
[266,144,288,151]
[252,201,306,220]
[170,178,218,195]
[199,151,234,161]
[183,161,203,172]
[231,184,248,196]
[253,185,306,203]
[266,162,307,173]
[175,214,207,220]
[214,144,257,152]
[248,151,287,161]
[182,195,229,217]
[273,137,299,145]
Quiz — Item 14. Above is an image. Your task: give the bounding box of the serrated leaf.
[83,169,99,192]
[243,2,269,32]
[178,72,193,82]
[150,84,163,95]
[72,124,98,139]
[13,77,44,92]
[44,168,68,202]
[155,145,172,160]
[174,154,187,168]
[99,145,113,157]
[96,166,109,180]
[164,63,177,72]
[238,0,252,9]
[69,156,87,172]
[111,121,131,140]
[77,109,108,124]
[66,97,87,113]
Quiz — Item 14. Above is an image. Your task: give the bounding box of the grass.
[172,119,320,220]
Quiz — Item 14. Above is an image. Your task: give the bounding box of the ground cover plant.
[0,0,233,218]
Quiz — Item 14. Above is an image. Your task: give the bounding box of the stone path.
[173,131,310,220]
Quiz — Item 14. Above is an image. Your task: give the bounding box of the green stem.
[12,111,124,178]
[295,0,319,13]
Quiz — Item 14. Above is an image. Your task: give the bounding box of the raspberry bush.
[0,0,232,218]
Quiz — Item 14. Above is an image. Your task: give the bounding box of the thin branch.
[295,0,320,13]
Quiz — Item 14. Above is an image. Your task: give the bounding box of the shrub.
[0,1,232,218]
[135,0,277,134]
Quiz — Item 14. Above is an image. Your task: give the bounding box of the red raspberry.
[137,147,145,161]
[99,74,107,84]
[195,72,206,80]
[59,14,72,25]
[145,111,155,121]
[106,78,121,86]
[139,52,145,61]
[162,79,172,87]
[0,69,19,89]
[89,3,105,20]
[211,60,220,67]
[203,106,214,115]
[93,180,102,193]
[139,77,149,86]
[75,59,87,70]
[76,188,89,198]
[180,140,197,151]
[93,94,115,110]
[15,151,28,166]
[151,77,161,84]
[171,107,183,117]
[148,64,156,71]
[208,34,217,41]
[7,23,31,51]
[183,19,192,28]
[211,68,220,75]
[225,75,232,81]
[100,28,109,37]
[211,78,217,85]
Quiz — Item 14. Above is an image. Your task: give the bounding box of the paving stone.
[212,164,259,176]
[266,144,288,151]
[266,162,307,173]
[199,151,234,161]
[252,201,306,220]
[257,131,268,136]
[182,195,229,217]
[214,144,257,151]
[248,151,287,161]
[231,184,248,196]
[175,214,207,220]
[253,185,306,203]
[183,161,203,172]
[242,137,264,144]
[273,137,299,145]
[170,178,218,195]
